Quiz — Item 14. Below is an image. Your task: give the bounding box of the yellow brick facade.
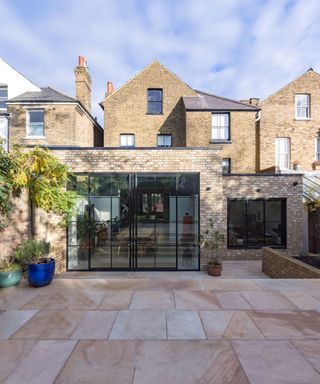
[259,69,320,172]
[186,111,257,172]
[8,103,99,148]
[102,61,197,147]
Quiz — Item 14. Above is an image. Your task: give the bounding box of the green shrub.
[0,262,21,273]
[14,240,49,265]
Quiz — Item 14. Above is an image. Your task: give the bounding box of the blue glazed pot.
[28,258,55,287]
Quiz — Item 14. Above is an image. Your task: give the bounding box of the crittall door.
[67,173,200,271]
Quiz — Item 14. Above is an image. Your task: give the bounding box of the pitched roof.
[7,87,76,103]
[183,90,259,111]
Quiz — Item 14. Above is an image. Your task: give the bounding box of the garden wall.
[262,247,320,278]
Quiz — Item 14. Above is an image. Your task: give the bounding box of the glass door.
[67,173,200,271]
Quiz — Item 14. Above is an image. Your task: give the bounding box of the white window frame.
[120,134,135,147]
[157,134,172,147]
[275,138,290,171]
[26,109,45,138]
[316,138,320,161]
[211,113,230,141]
[295,94,310,119]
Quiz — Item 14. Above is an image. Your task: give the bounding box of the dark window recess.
[227,199,286,248]
[0,85,8,109]
[222,158,231,174]
[148,89,163,114]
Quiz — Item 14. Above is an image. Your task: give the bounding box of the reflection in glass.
[68,173,200,270]
[227,199,286,248]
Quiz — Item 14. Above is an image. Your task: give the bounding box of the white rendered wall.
[0,58,40,99]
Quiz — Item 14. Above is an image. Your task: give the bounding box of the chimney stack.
[74,55,92,111]
[106,81,115,96]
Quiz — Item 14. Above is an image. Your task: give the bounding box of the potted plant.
[0,258,22,288]
[15,239,54,287]
[293,161,300,170]
[200,220,225,276]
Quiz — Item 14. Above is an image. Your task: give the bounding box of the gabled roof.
[7,86,103,130]
[8,86,76,103]
[260,68,320,104]
[100,60,196,107]
[183,90,259,111]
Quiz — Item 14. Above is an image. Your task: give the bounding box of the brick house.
[258,68,320,173]
[1,56,103,150]
[258,68,320,252]
[1,58,304,272]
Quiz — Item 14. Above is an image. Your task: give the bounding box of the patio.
[1,261,320,383]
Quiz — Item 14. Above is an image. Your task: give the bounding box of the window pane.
[222,158,230,174]
[148,89,156,101]
[228,200,246,246]
[148,101,162,114]
[120,134,135,147]
[29,110,44,123]
[212,113,230,140]
[155,90,162,101]
[247,200,264,245]
[157,135,171,147]
[28,123,44,136]
[0,87,8,98]
[265,200,285,246]
[276,138,290,169]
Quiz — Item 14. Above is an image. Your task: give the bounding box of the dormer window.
[147,89,163,114]
[295,94,310,119]
[0,85,8,109]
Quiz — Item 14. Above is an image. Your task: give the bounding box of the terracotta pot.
[208,263,222,276]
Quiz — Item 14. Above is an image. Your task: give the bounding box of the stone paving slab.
[1,268,320,383]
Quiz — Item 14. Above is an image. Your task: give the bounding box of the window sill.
[146,113,163,115]
[210,140,232,144]
[24,136,46,139]
[294,118,312,121]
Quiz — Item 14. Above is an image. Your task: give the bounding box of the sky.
[1,0,320,123]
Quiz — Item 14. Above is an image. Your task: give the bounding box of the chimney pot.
[107,81,114,94]
[79,56,86,67]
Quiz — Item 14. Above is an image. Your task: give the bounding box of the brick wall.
[102,61,197,147]
[1,149,305,272]
[259,69,320,172]
[262,247,320,278]
[186,111,257,172]
[222,174,304,260]
[8,103,98,148]
[50,148,223,271]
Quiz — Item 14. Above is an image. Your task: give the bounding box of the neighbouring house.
[1,58,305,273]
[1,56,103,150]
[258,68,320,252]
[258,68,320,173]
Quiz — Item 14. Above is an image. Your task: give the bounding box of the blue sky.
[1,0,320,122]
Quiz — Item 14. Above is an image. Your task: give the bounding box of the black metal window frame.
[147,88,163,114]
[66,172,200,272]
[227,198,287,249]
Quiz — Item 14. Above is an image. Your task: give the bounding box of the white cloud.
[0,0,320,121]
